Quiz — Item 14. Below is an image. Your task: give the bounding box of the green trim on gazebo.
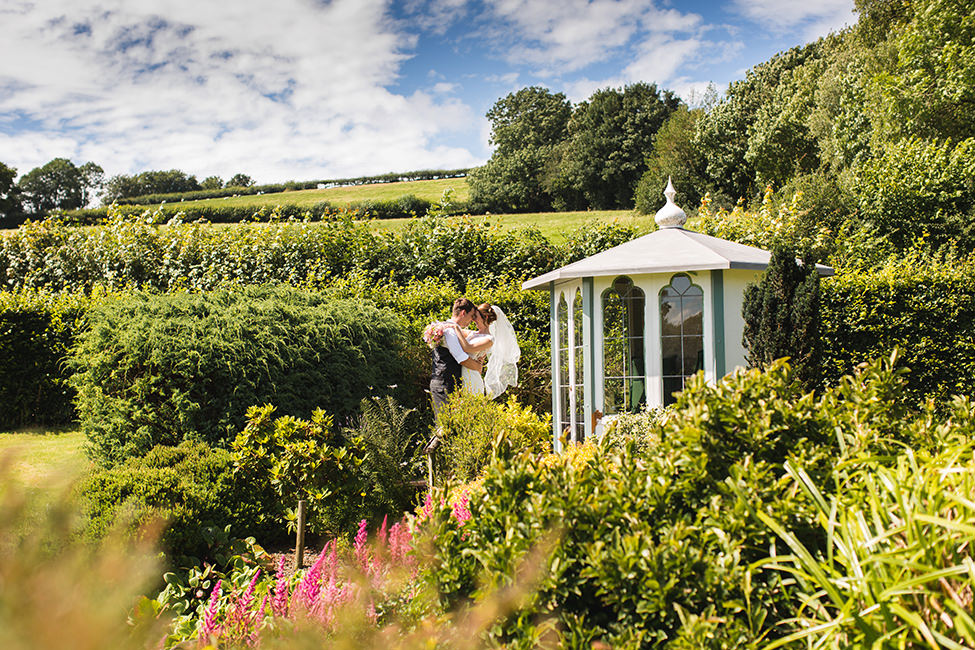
[711,270,726,378]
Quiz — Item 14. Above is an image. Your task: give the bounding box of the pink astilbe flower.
[420,492,434,521]
[353,518,369,569]
[224,569,262,644]
[294,543,329,610]
[197,579,222,647]
[378,514,389,547]
[452,489,472,525]
[271,556,289,618]
[388,521,413,565]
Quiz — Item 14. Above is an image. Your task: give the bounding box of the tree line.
[0,158,472,227]
[472,0,975,252]
[0,160,255,226]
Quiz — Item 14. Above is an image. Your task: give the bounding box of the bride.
[447,303,520,398]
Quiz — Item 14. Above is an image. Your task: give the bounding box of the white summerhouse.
[522,181,834,448]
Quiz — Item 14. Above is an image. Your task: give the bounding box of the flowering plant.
[422,321,446,349]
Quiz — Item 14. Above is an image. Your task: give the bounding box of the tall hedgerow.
[69,285,410,465]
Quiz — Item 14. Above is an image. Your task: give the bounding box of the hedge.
[0,278,552,432]
[69,286,412,465]
[0,290,96,429]
[820,254,975,406]
[0,212,633,293]
[78,440,278,563]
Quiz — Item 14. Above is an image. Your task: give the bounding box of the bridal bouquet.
[422,322,446,349]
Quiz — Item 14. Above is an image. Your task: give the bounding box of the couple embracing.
[425,298,520,414]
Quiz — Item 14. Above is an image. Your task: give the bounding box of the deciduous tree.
[552,83,680,210]
[468,86,571,213]
[17,158,100,214]
[200,175,224,190]
[227,173,254,188]
[0,162,22,224]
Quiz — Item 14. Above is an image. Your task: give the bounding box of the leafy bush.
[754,399,975,649]
[0,289,92,428]
[694,186,834,260]
[854,137,975,250]
[69,286,409,465]
[78,440,277,562]
[434,391,551,482]
[231,405,376,538]
[418,356,942,648]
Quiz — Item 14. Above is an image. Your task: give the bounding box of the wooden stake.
[294,499,307,569]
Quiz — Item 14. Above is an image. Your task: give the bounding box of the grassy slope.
[166,177,469,210]
[368,210,649,243]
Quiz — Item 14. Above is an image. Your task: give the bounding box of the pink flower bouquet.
[422,322,446,349]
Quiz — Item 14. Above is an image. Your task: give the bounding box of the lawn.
[0,429,89,490]
[166,177,468,211]
[367,209,649,242]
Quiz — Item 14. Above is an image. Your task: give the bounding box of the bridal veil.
[485,305,520,398]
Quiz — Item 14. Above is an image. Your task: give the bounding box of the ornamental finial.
[654,177,687,228]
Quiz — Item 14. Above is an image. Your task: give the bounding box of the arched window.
[602,276,645,414]
[573,288,584,441]
[660,273,704,406]
[557,294,570,439]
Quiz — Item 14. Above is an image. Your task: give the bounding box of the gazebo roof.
[522,227,834,290]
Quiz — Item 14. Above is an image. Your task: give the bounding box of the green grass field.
[0,430,89,490]
[167,177,469,210]
[2,176,657,241]
[367,209,649,242]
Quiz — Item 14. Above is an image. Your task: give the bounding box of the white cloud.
[732,0,856,38]
[0,0,480,182]
[486,0,665,72]
[432,82,459,94]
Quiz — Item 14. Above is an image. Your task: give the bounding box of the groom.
[430,297,483,414]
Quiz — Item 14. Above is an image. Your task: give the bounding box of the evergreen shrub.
[69,285,409,465]
[78,440,276,563]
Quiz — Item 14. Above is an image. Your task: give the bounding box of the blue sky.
[0,0,856,184]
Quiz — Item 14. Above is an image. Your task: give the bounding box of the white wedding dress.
[460,306,521,399]
[461,331,492,396]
